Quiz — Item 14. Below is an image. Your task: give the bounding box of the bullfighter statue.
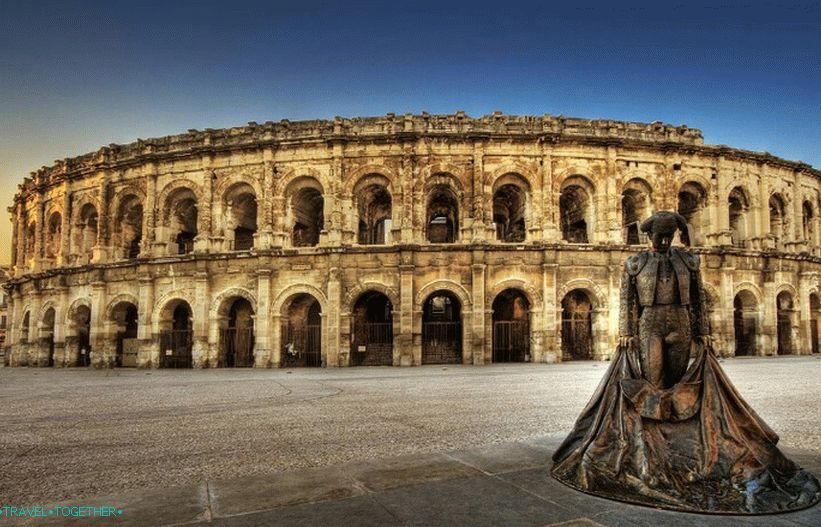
[551,211,820,514]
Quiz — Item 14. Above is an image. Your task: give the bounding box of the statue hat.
[639,211,690,246]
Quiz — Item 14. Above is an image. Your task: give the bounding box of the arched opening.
[71,305,92,367]
[810,293,820,355]
[45,212,62,262]
[281,294,322,367]
[356,183,392,245]
[111,302,139,367]
[561,290,593,360]
[677,182,707,246]
[803,201,814,243]
[165,189,198,255]
[290,188,324,247]
[493,183,526,242]
[560,178,593,243]
[159,301,193,368]
[24,221,36,267]
[426,185,459,243]
[73,203,98,265]
[224,184,257,251]
[422,291,462,364]
[728,187,750,248]
[218,298,254,367]
[621,179,652,245]
[776,291,794,355]
[114,195,143,259]
[733,291,758,356]
[20,311,31,345]
[769,193,787,249]
[351,292,393,366]
[41,307,56,367]
[492,289,530,363]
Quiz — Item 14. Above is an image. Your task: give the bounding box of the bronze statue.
[552,211,820,514]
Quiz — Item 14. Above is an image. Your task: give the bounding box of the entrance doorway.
[492,289,530,362]
[422,291,462,364]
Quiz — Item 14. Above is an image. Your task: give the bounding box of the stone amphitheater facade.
[3,112,821,369]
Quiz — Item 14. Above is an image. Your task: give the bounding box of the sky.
[0,0,819,264]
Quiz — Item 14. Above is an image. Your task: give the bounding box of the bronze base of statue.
[551,343,821,514]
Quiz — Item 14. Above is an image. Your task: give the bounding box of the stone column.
[257,156,274,250]
[34,196,44,272]
[472,143,490,242]
[192,270,210,367]
[605,147,620,243]
[59,190,70,266]
[13,202,24,275]
[29,291,42,366]
[8,290,21,365]
[471,253,486,364]
[195,166,213,253]
[717,267,735,357]
[325,263,341,366]
[56,286,70,366]
[142,167,157,257]
[137,274,155,367]
[759,173,771,249]
[799,271,815,354]
[542,149,559,242]
[400,144,414,243]
[90,278,107,367]
[761,280,776,355]
[542,261,559,362]
[398,252,414,366]
[95,177,110,262]
[255,268,272,367]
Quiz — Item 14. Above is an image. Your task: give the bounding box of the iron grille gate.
[281,323,321,367]
[422,321,461,364]
[351,322,393,366]
[493,321,529,362]
[77,333,91,367]
[220,327,255,367]
[562,313,592,360]
[159,329,193,368]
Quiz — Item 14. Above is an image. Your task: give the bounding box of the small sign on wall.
[357,345,367,353]
[165,349,173,356]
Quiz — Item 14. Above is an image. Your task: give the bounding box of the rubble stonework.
[3,113,821,368]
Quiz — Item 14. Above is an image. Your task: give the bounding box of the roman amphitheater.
[3,112,820,369]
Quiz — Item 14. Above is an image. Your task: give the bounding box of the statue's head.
[640,211,689,253]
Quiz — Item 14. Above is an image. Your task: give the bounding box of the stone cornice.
[12,112,820,203]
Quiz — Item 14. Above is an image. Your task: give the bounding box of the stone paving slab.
[2,436,819,526]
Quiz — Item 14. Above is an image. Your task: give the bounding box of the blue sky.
[0,0,819,261]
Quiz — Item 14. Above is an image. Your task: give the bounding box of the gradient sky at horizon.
[1,0,819,264]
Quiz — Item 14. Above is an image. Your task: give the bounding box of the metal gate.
[77,333,91,367]
[492,321,529,362]
[117,333,139,367]
[281,323,321,367]
[159,329,193,368]
[422,321,461,364]
[777,313,792,355]
[220,327,255,367]
[562,313,592,360]
[351,322,392,366]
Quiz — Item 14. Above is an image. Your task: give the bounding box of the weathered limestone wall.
[4,113,820,368]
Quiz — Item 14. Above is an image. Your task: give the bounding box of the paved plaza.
[1,356,820,525]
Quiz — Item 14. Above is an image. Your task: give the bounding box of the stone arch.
[728,186,752,247]
[415,280,472,312]
[677,179,709,246]
[556,278,608,310]
[109,185,146,224]
[346,165,398,196]
[424,175,463,243]
[273,284,328,317]
[733,281,764,305]
[620,177,654,245]
[67,297,92,322]
[769,192,788,246]
[774,283,799,299]
[211,287,258,319]
[488,279,542,312]
[157,178,202,216]
[44,209,63,260]
[559,175,596,243]
[220,181,258,250]
[283,175,325,247]
[276,167,325,195]
[352,173,394,245]
[151,289,195,331]
[105,294,140,320]
[38,300,60,327]
[214,171,263,202]
[488,165,536,192]
[347,281,401,313]
[19,307,32,342]
[416,163,468,193]
[491,172,531,243]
